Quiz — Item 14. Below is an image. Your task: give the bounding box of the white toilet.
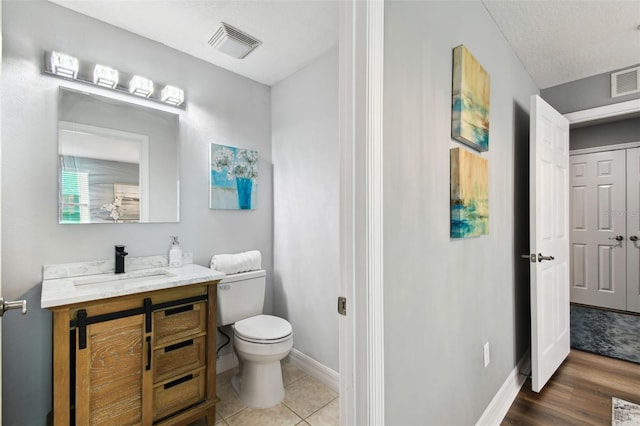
[217,269,293,408]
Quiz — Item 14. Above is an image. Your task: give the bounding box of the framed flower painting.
[210,143,258,210]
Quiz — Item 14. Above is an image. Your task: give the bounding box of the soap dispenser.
[169,236,182,268]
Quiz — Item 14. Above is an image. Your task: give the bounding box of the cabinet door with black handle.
[75,313,152,425]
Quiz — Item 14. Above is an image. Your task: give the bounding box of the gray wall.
[571,117,640,151]
[2,1,272,424]
[271,48,339,372]
[541,62,640,155]
[541,64,640,114]
[383,1,537,424]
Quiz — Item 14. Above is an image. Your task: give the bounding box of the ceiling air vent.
[611,66,640,98]
[208,22,262,59]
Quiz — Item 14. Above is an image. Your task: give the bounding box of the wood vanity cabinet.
[49,281,219,425]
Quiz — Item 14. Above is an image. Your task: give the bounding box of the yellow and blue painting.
[451,45,490,152]
[450,148,488,238]
[210,143,258,210]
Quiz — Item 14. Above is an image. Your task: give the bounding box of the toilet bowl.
[216,270,294,408]
[231,314,293,408]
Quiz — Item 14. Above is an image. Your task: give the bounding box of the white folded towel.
[210,250,262,274]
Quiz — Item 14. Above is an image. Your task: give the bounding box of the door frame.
[0,0,4,420]
[564,99,640,126]
[339,0,385,425]
[564,99,640,315]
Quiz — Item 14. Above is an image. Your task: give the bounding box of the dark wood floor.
[502,350,640,425]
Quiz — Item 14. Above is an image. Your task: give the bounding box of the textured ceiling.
[483,0,640,89]
[49,1,640,89]
[48,0,339,86]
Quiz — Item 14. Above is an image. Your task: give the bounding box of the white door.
[570,150,626,310]
[530,95,570,393]
[626,147,640,313]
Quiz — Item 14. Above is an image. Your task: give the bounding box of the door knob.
[631,236,639,242]
[538,253,555,262]
[0,297,27,317]
[608,235,624,241]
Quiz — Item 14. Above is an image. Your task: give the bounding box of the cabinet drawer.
[154,336,206,383]
[153,369,206,421]
[154,302,206,345]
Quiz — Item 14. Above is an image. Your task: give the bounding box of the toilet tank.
[217,269,266,326]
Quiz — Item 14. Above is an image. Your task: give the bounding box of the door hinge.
[338,297,347,316]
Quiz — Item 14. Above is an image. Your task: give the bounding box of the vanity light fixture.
[50,51,79,79]
[161,85,184,106]
[129,75,154,97]
[93,64,119,89]
[43,50,186,109]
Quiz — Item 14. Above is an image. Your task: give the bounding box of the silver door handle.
[538,253,555,262]
[608,235,624,241]
[631,236,639,242]
[0,297,27,317]
[520,254,536,262]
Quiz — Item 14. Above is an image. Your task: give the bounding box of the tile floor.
[210,359,338,426]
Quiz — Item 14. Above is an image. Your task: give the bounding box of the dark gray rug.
[570,304,640,364]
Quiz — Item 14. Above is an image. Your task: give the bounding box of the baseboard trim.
[288,348,340,392]
[476,351,531,426]
[216,351,238,374]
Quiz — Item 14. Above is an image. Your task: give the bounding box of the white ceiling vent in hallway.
[208,22,262,59]
[611,66,640,98]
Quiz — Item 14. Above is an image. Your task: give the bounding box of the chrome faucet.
[115,245,128,274]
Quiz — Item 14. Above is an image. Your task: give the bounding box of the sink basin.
[73,269,175,287]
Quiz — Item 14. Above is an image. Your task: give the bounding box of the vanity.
[43,71,224,424]
[41,256,225,425]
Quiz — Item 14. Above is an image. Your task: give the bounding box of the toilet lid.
[234,314,292,341]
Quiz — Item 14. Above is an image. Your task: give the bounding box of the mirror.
[58,88,179,223]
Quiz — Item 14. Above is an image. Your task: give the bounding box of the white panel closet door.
[626,147,640,313]
[569,150,626,310]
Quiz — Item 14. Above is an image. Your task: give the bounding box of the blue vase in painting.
[236,177,253,209]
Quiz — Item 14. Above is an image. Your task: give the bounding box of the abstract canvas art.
[451,45,491,152]
[210,143,258,210]
[450,147,488,238]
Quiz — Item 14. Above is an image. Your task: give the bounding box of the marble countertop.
[41,256,225,309]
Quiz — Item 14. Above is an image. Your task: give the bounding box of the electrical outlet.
[483,341,490,368]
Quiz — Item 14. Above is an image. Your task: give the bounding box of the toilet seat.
[234,314,292,344]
